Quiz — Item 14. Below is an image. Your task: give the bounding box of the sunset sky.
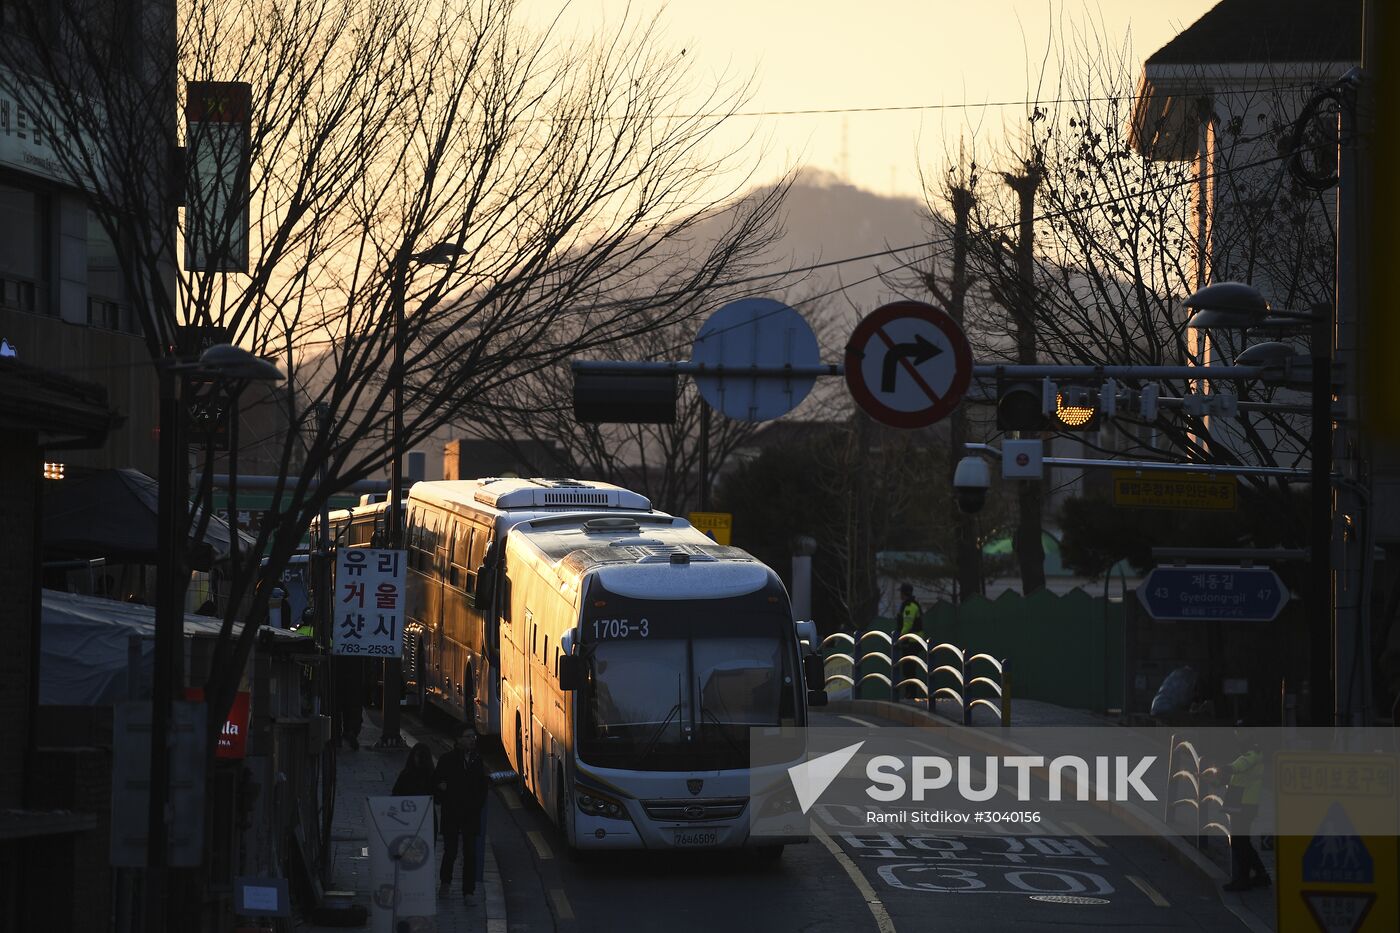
[530,0,1220,199]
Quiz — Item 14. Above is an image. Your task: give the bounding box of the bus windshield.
[577,590,799,772]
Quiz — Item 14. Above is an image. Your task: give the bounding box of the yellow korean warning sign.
[1276,753,1399,933]
[687,511,732,545]
[1113,470,1236,510]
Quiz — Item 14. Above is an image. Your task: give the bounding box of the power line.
[666,136,1350,352]
[587,82,1317,122]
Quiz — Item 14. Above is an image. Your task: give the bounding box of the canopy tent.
[42,468,255,571]
[39,589,306,706]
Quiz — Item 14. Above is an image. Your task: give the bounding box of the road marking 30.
[815,825,897,933]
[527,830,553,860]
[1127,874,1170,907]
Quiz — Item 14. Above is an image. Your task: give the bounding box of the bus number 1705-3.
[591,618,650,639]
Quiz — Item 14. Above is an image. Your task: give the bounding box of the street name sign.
[1112,470,1237,511]
[1137,565,1288,621]
[692,298,820,420]
[844,300,972,428]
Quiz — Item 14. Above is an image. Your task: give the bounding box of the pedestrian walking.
[897,583,924,701]
[1222,723,1270,891]
[393,742,439,842]
[333,655,365,750]
[393,743,437,797]
[433,728,488,900]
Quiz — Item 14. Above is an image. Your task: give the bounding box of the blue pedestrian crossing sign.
[1303,803,1374,884]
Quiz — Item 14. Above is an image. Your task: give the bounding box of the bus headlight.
[576,787,627,820]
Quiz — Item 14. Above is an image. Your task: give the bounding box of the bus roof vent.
[585,517,641,533]
[473,478,651,511]
[542,490,611,506]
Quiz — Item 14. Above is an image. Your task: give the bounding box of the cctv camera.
[953,456,991,514]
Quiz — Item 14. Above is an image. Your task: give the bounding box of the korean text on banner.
[334,548,407,658]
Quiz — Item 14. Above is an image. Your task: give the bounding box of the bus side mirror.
[473,563,496,600]
[802,653,825,689]
[558,655,586,691]
[807,689,829,707]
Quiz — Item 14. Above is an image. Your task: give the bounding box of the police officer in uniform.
[897,583,923,701]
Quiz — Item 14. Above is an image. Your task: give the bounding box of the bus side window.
[447,523,461,589]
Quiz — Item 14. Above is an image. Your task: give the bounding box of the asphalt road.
[405,707,1250,933]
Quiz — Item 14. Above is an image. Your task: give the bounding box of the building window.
[86,210,136,333]
[0,183,45,314]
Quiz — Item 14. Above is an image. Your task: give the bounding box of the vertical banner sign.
[366,796,436,931]
[334,548,406,657]
[185,81,251,272]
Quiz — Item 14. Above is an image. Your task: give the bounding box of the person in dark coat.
[332,656,364,750]
[393,743,436,797]
[432,729,488,899]
[393,743,438,841]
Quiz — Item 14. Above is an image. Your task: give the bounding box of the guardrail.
[1162,734,1230,847]
[818,630,1011,727]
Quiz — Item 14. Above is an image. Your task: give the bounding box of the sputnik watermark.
[751,726,1400,839]
[788,746,1157,814]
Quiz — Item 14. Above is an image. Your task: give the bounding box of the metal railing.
[818,630,1012,727]
[1163,734,1230,846]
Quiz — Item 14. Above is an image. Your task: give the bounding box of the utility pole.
[1003,161,1046,594]
[1333,44,1371,724]
[939,186,984,601]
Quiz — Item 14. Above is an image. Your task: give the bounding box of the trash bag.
[1150,665,1198,716]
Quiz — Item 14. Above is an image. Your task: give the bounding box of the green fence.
[921,588,1125,712]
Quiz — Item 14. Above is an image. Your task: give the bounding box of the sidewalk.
[301,719,507,933]
[832,694,1277,933]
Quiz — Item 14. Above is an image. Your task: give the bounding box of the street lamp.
[1184,282,1333,726]
[147,342,282,931]
[381,239,466,748]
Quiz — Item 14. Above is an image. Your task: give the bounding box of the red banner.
[184,688,251,759]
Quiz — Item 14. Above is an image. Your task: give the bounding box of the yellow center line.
[548,888,575,921]
[527,829,554,860]
[815,825,897,933]
[1128,874,1171,907]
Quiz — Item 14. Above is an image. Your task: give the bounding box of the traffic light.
[995,378,1051,431]
[1052,385,1098,429]
[995,377,1101,431]
[572,371,677,424]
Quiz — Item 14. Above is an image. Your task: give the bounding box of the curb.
[829,699,1272,933]
[484,842,507,933]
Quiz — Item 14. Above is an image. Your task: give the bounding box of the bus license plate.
[672,829,717,847]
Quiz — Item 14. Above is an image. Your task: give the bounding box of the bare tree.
[945,23,1335,541]
[3,0,784,744]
